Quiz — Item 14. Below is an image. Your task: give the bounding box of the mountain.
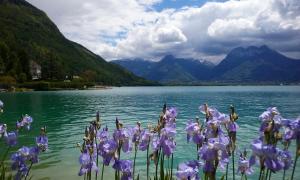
[113,58,156,78]
[113,55,213,84]
[0,0,153,86]
[212,45,300,82]
[113,46,300,84]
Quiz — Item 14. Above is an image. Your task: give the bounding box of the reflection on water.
[0,86,300,179]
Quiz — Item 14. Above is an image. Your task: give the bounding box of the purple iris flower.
[0,124,7,138]
[11,146,41,179]
[259,107,282,133]
[139,129,152,151]
[205,121,225,139]
[217,113,230,124]
[161,138,176,157]
[176,160,201,180]
[199,104,226,122]
[228,121,239,132]
[0,100,3,111]
[199,144,217,170]
[98,139,118,165]
[199,105,217,115]
[238,157,253,175]
[4,131,18,146]
[152,136,160,151]
[161,126,176,138]
[78,143,99,176]
[249,138,291,172]
[281,119,296,143]
[278,150,293,170]
[198,136,229,171]
[16,114,33,130]
[11,152,28,180]
[185,120,204,144]
[290,119,300,144]
[113,128,133,153]
[19,146,39,163]
[263,146,283,172]
[131,124,142,144]
[259,107,279,122]
[113,159,133,180]
[78,151,99,176]
[97,126,109,141]
[28,147,39,163]
[249,138,265,167]
[153,124,177,157]
[36,135,48,152]
[165,107,177,122]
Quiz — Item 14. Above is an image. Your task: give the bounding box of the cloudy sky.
[27,0,300,63]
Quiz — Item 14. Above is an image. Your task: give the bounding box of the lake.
[0,86,300,179]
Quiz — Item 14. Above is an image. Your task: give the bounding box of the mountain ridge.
[113,45,300,84]
[0,0,154,86]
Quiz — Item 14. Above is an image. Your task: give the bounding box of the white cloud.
[27,0,300,63]
[137,0,163,6]
[153,26,187,44]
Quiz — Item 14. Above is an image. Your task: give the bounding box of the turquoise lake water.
[0,86,300,179]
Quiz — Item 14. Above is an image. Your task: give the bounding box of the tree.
[18,50,31,79]
[41,51,64,80]
[81,70,97,82]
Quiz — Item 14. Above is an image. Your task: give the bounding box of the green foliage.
[0,41,31,82]
[0,0,155,87]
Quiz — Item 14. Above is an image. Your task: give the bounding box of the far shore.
[1,82,300,93]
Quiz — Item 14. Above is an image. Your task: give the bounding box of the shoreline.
[0,85,113,92]
[1,84,300,93]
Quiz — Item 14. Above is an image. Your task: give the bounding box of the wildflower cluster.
[0,100,48,180]
[249,107,299,180]
[78,104,177,180]
[78,103,299,180]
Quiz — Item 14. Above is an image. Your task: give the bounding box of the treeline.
[0,40,105,87]
[0,0,155,88]
[0,41,67,83]
[0,41,30,83]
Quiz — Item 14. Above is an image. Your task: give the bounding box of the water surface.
[0,86,300,179]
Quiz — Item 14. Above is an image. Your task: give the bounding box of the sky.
[26,0,300,63]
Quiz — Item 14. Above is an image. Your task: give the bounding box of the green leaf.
[221,174,226,180]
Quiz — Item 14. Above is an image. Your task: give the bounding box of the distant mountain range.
[113,45,300,84]
[0,0,153,86]
[113,55,214,84]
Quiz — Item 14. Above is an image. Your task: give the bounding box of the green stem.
[117,142,121,180]
[89,154,92,180]
[232,149,235,180]
[24,161,33,180]
[101,163,104,180]
[197,144,200,160]
[1,147,10,163]
[225,163,228,180]
[146,141,149,180]
[265,169,269,180]
[155,157,158,180]
[269,171,272,180]
[155,148,161,180]
[258,168,263,180]
[170,154,173,180]
[133,145,138,180]
[160,153,164,180]
[291,155,298,180]
[95,135,98,180]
